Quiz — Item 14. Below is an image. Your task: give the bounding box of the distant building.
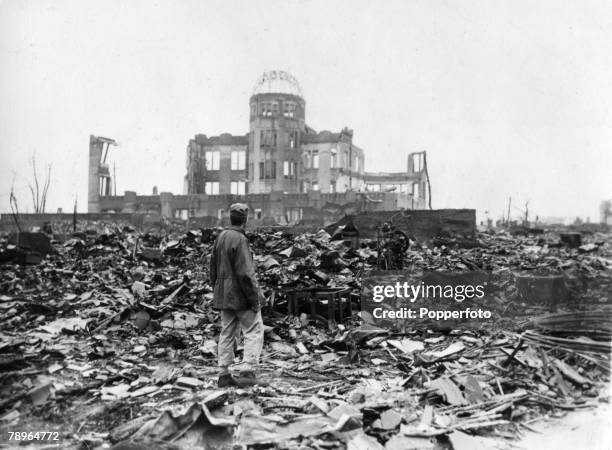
[185,71,428,202]
[601,200,612,225]
[89,71,431,225]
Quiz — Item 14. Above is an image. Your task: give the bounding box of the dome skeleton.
[252,70,303,97]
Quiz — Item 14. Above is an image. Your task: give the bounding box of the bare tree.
[27,155,52,213]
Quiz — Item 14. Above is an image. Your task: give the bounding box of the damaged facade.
[87,136,117,214]
[90,71,430,224]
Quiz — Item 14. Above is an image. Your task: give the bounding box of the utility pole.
[113,162,117,196]
[506,197,512,226]
[73,196,77,232]
[423,151,432,209]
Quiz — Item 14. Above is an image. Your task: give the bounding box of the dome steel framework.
[252,70,303,97]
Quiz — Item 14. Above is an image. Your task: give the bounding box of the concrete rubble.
[0,221,610,449]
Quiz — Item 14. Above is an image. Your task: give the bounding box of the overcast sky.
[1,0,611,222]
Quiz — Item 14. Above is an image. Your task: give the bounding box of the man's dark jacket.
[210,226,260,310]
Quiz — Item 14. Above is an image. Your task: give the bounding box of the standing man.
[210,203,264,387]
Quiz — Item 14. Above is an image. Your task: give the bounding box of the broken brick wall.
[329,209,476,241]
[0,213,152,234]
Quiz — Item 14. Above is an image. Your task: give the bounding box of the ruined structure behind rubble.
[601,200,612,225]
[89,71,430,226]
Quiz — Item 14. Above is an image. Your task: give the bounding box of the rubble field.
[0,222,610,450]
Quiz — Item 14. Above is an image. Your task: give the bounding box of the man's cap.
[230,203,249,216]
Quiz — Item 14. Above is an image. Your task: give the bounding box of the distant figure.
[42,221,53,235]
[210,203,264,387]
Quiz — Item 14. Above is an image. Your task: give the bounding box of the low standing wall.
[327,209,477,241]
[0,213,152,234]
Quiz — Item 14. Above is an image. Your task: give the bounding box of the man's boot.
[217,372,237,387]
[235,370,266,387]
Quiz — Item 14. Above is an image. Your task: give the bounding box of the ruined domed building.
[90,71,430,225]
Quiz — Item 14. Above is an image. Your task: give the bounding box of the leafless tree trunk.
[28,155,52,213]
